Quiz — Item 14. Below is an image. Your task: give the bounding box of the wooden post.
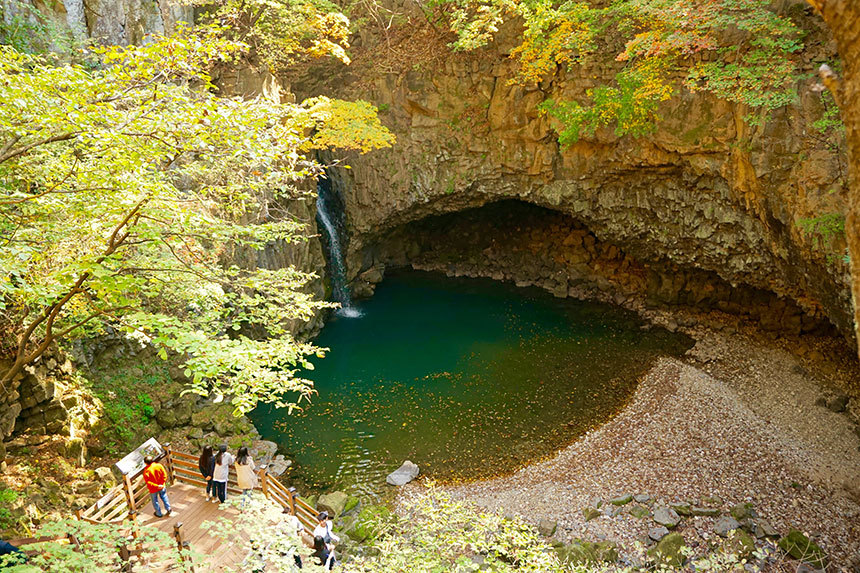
[173,523,194,569]
[74,508,83,521]
[288,486,298,516]
[119,544,132,573]
[123,473,137,513]
[173,523,184,551]
[68,533,82,553]
[163,443,175,484]
[259,465,268,497]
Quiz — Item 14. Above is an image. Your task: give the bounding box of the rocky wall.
[293,1,854,344]
[360,200,834,334]
[0,348,96,463]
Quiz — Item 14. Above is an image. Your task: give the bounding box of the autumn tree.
[442,0,805,141]
[0,28,393,414]
[187,0,353,75]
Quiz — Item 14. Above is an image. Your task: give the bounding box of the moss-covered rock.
[629,504,650,519]
[778,530,828,569]
[556,539,618,566]
[64,437,86,467]
[582,507,601,521]
[347,505,393,543]
[155,395,195,429]
[648,532,686,568]
[722,529,756,559]
[609,493,633,506]
[730,502,757,521]
[343,496,361,515]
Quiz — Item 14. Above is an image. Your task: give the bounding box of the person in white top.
[312,511,340,549]
[235,446,256,508]
[212,444,234,503]
[282,508,313,567]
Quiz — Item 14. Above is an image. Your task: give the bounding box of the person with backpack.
[142,455,172,517]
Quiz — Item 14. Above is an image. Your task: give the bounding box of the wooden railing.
[78,442,318,531]
[257,466,318,531]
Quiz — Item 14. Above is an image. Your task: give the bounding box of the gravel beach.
[443,326,860,567]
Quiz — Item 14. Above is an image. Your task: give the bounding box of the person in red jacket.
[142,456,172,518]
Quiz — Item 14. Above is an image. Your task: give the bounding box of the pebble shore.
[444,328,860,567]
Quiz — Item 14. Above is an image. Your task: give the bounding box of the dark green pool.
[250,271,692,498]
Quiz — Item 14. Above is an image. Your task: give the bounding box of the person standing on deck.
[235,446,257,509]
[212,444,234,504]
[313,511,340,550]
[142,456,172,518]
[198,445,215,502]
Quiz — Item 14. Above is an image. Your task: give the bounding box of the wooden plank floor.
[135,482,251,571]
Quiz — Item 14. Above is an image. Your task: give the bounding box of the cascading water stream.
[316,179,361,318]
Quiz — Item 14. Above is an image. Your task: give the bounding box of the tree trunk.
[809,0,860,356]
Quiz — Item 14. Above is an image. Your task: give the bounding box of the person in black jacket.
[312,535,336,570]
[198,445,215,502]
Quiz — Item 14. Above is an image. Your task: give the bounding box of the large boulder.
[267,455,292,477]
[318,491,349,517]
[249,440,277,464]
[386,460,419,486]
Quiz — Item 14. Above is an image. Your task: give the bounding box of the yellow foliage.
[300,98,396,153]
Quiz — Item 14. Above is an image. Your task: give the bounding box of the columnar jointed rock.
[386,460,419,486]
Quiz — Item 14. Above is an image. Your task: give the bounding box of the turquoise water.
[250,271,691,498]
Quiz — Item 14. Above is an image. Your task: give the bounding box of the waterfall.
[316,179,361,318]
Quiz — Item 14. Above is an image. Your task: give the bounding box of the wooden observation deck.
[57,442,321,571]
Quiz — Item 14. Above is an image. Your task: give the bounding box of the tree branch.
[0,132,80,164]
[0,197,149,387]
